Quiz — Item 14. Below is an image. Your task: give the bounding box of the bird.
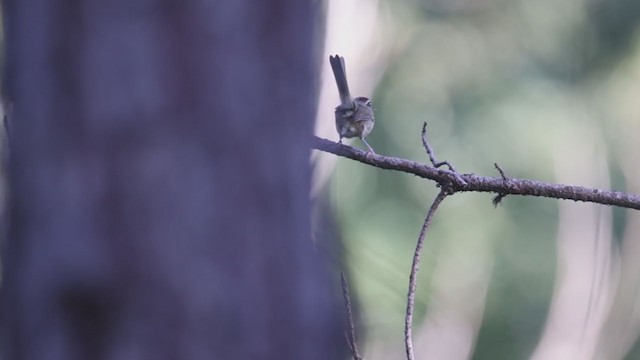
[329,55,375,153]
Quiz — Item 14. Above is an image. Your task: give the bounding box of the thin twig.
[421,122,455,172]
[494,163,507,180]
[421,122,466,186]
[311,136,640,210]
[492,163,508,206]
[404,190,449,360]
[341,272,363,360]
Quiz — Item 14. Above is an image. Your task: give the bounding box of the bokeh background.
[314,0,640,358]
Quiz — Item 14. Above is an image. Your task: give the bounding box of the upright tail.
[329,55,353,107]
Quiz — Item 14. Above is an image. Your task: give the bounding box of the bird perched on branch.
[329,55,375,153]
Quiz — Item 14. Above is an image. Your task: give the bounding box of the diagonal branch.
[404,190,449,360]
[311,136,640,210]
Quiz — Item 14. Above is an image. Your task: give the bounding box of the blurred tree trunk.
[1,1,339,359]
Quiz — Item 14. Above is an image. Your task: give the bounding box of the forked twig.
[313,121,640,360]
[421,122,455,172]
[421,122,467,187]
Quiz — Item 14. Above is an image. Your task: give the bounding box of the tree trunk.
[2,1,339,359]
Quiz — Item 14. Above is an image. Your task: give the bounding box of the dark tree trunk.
[2,1,339,359]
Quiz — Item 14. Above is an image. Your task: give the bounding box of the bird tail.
[329,55,353,107]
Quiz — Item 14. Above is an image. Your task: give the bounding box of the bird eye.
[366,100,372,107]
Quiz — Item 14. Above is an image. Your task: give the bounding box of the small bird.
[329,55,375,153]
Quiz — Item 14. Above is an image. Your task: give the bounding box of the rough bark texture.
[313,136,640,210]
[2,1,339,359]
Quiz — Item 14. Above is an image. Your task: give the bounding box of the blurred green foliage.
[327,0,640,358]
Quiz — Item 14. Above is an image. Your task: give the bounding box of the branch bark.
[312,136,640,210]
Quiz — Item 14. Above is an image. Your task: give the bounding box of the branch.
[421,122,456,172]
[492,163,508,206]
[312,136,640,210]
[341,272,363,360]
[404,190,448,360]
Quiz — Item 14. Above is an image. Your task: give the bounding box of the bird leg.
[361,138,375,154]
